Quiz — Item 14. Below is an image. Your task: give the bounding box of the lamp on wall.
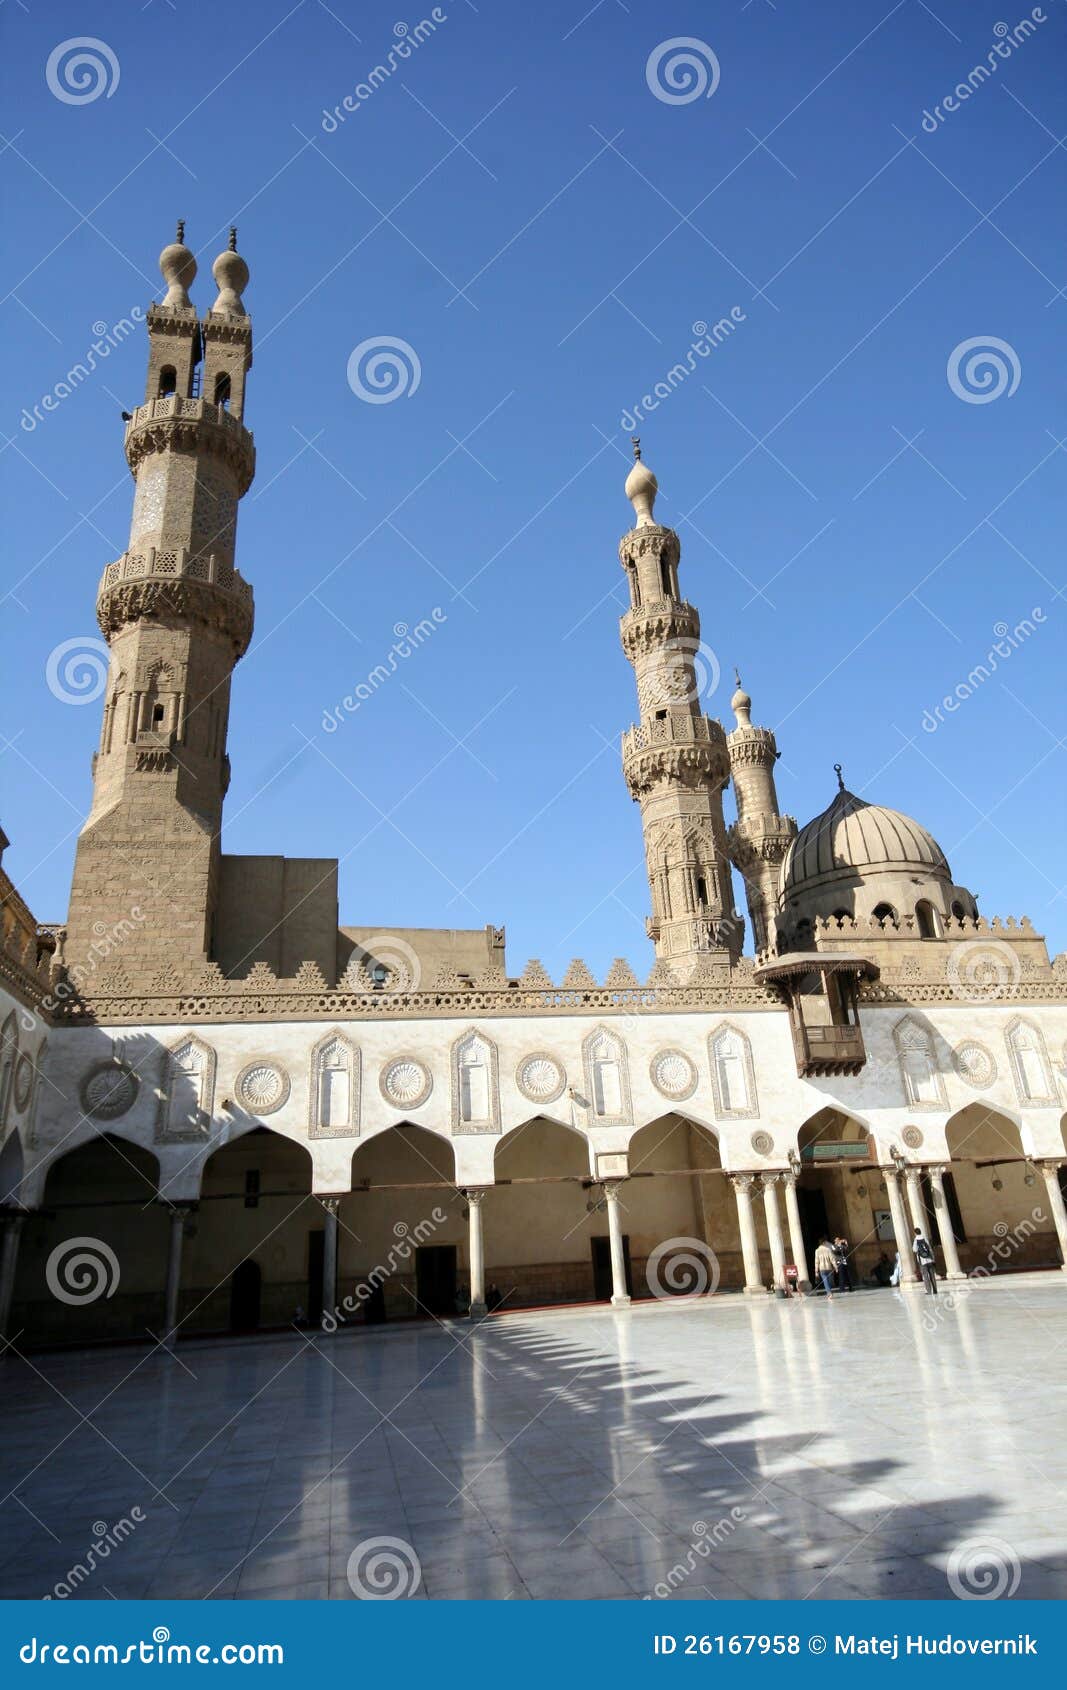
[888,1143,906,1173]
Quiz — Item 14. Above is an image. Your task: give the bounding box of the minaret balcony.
[619,599,699,658]
[123,395,255,491]
[622,714,730,795]
[726,812,797,869]
[96,546,254,657]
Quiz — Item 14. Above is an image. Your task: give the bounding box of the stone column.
[318,1196,340,1330]
[465,1189,488,1316]
[730,1173,765,1295]
[883,1167,920,1284]
[761,1174,787,1292]
[602,1182,631,1308]
[927,1165,965,1280]
[1038,1163,1067,1271]
[0,1212,26,1344]
[781,1172,811,1289]
[904,1166,928,1239]
[162,1205,186,1344]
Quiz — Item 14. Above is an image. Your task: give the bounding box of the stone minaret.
[65,226,255,991]
[725,675,796,955]
[618,443,739,974]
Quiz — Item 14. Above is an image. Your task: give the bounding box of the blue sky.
[2,0,1064,976]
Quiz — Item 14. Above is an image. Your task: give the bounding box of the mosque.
[1,228,1065,1348]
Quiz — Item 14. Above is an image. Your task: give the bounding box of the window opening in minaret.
[696,875,708,907]
[873,902,896,925]
[158,365,177,397]
[214,372,231,409]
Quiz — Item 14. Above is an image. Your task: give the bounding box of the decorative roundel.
[516,1053,566,1105]
[750,1130,775,1157]
[952,1040,997,1090]
[380,1057,432,1110]
[902,1125,924,1150]
[13,1053,34,1113]
[80,1061,139,1121]
[650,1049,697,1102]
[235,1060,290,1116]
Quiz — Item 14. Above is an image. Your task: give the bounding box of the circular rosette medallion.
[235,1061,291,1116]
[380,1058,432,1110]
[901,1125,924,1150]
[650,1049,697,1102]
[80,1061,139,1121]
[515,1054,566,1105]
[750,1130,775,1158]
[952,1041,997,1090]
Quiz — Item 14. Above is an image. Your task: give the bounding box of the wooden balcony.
[791,1020,868,1078]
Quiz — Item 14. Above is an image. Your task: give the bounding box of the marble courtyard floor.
[2,1275,1066,1602]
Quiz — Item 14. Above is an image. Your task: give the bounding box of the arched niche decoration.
[893,1014,947,1110]
[308,1029,360,1138]
[581,1026,632,1126]
[156,1032,216,1142]
[1005,1018,1057,1107]
[708,1021,758,1120]
[450,1028,500,1134]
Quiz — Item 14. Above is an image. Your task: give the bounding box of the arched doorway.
[186,1127,314,1335]
[487,1119,593,1308]
[624,1116,726,1294]
[346,1126,462,1322]
[795,1109,886,1281]
[945,1106,1057,1273]
[12,1135,164,1347]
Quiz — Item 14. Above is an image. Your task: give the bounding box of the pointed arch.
[157,1032,216,1142]
[450,1027,500,1133]
[708,1021,758,1119]
[26,1037,47,1148]
[308,1028,360,1138]
[1005,1017,1056,1106]
[628,1113,722,1175]
[351,1122,457,1187]
[893,1014,947,1110]
[0,1012,18,1130]
[581,1025,632,1125]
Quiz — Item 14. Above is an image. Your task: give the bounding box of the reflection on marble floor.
[2,1275,1066,1601]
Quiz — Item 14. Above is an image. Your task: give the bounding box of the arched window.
[0,1012,17,1129]
[915,900,941,939]
[872,903,897,926]
[308,1031,359,1138]
[660,556,672,598]
[158,365,177,397]
[582,1027,631,1124]
[214,372,231,409]
[709,1023,757,1119]
[451,1029,499,1132]
[626,562,641,608]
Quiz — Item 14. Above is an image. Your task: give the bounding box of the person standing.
[833,1235,853,1292]
[813,1238,837,1298]
[913,1227,938,1295]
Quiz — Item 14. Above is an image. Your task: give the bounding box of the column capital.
[926,1163,950,1178]
[159,1199,198,1218]
[316,1194,341,1217]
[729,1171,759,1192]
[760,1170,784,1187]
[1036,1158,1066,1171]
[463,1187,491,1206]
[781,1168,799,1189]
[600,1179,625,1200]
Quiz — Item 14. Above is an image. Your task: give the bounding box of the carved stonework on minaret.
[618,443,739,974]
[725,675,797,955]
[65,226,256,992]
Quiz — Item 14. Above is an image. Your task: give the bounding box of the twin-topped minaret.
[65,225,256,990]
[725,675,796,954]
[618,442,740,975]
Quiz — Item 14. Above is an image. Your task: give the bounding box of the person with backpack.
[913,1226,938,1295]
[833,1235,853,1292]
[813,1238,837,1298]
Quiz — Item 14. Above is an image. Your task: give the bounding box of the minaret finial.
[210,228,249,315]
[176,218,185,244]
[834,762,845,792]
[159,222,196,309]
[228,226,238,252]
[734,667,742,689]
[624,439,658,527]
[731,668,752,726]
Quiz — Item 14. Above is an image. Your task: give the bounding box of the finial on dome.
[210,229,249,316]
[731,668,752,726]
[834,762,845,792]
[624,436,658,527]
[158,221,196,310]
